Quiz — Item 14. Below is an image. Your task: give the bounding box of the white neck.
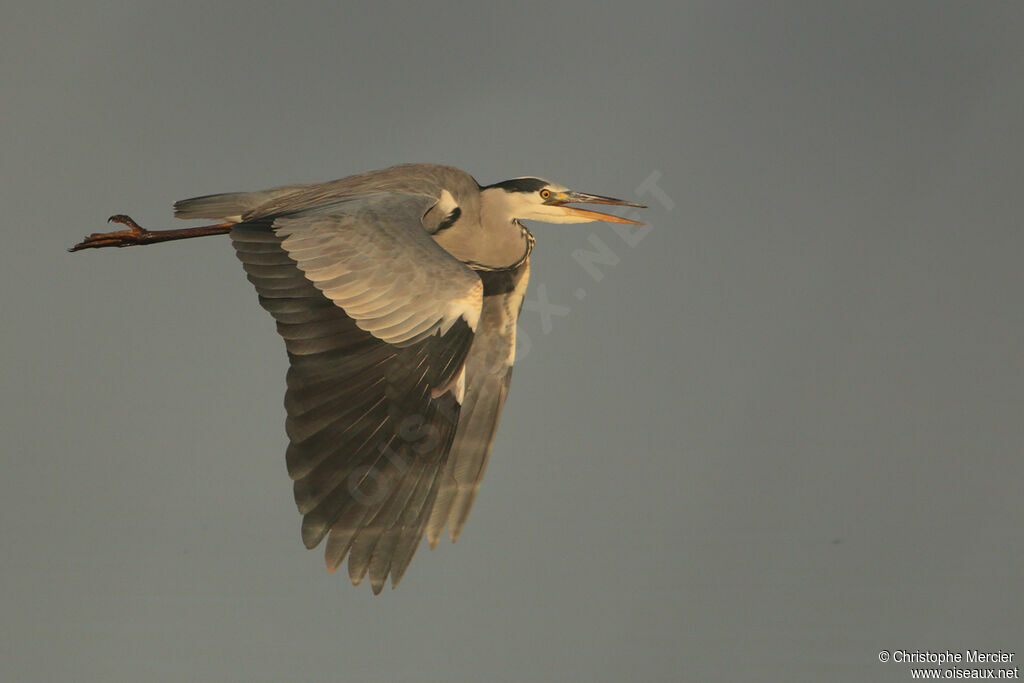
[479,187,520,226]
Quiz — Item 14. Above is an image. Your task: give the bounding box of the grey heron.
[72,163,645,593]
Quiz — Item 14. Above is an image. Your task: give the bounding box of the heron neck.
[432,210,531,271]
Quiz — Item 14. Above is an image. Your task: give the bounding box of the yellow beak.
[550,191,647,225]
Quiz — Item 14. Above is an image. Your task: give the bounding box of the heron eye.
[540,189,551,199]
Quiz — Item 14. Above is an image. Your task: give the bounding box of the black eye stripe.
[483,178,548,193]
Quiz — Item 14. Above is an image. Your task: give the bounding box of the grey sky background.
[2,2,1022,681]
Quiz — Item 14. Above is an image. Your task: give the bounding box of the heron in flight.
[72,164,645,593]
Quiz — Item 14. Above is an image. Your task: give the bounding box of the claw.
[69,214,149,251]
[107,214,147,234]
[69,215,234,252]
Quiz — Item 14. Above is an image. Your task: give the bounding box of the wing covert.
[274,193,483,345]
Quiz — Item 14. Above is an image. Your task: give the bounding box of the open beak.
[548,191,647,225]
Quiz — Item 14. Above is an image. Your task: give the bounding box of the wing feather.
[229,208,479,591]
[427,264,529,547]
[274,194,483,343]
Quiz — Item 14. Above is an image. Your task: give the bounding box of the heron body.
[75,163,644,593]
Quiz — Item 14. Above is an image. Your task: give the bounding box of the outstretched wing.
[427,265,530,547]
[230,192,483,593]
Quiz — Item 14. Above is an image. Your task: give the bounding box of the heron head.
[480,177,646,225]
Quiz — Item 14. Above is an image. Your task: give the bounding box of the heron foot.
[68,215,234,252]
[69,214,152,251]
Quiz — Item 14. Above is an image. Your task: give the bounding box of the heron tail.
[173,192,261,220]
